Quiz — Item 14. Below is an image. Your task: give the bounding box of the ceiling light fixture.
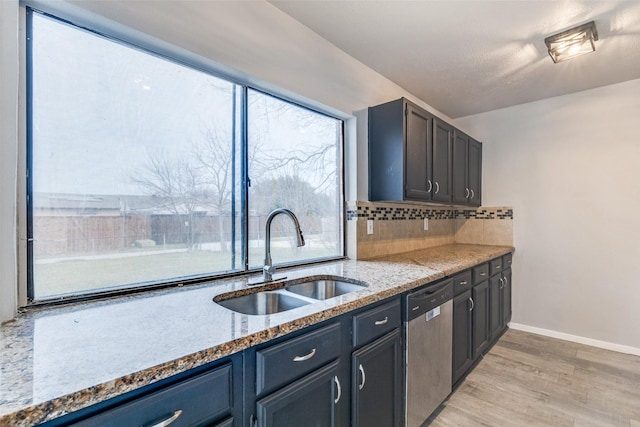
[544,21,598,63]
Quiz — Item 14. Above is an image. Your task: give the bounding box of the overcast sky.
[31,12,339,197]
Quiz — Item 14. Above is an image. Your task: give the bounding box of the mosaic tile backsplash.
[347,201,513,259]
[347,203,513,221]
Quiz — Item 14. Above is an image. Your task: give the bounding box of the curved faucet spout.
[263,208,305,281]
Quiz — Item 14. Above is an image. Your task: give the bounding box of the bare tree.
[131,93,340,256]
[193,128,234,252]
[251,175,332,216]
[131,151,205,250]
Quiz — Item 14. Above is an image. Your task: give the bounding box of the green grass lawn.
[34,246,337,299]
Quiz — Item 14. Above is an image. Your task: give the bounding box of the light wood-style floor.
[428,329,640,426]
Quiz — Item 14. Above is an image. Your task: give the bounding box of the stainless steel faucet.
[263,208,305,282]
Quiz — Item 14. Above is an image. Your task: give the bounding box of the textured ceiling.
[270,1,640,118]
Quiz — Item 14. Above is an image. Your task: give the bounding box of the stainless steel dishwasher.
[405,280,453,427]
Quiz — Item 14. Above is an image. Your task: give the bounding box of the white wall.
[455,79,640,350]
[0,0,449,321]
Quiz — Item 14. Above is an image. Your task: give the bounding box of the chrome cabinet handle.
[499,278,504,289]
[480,272,486,276]
[358,364,366,390]
[427,179,433,193]
[459,281,468,285]
[469,297,474,311]
[374,317,388,326]
[334,376,342,404]
[503,276,508,287]
[293,348,316,362]
[435,181,440,194]
[145,410,182,427]
[470,189,475,199]
[465,188,470,198]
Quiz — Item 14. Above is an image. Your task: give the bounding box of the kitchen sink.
[214,276,368,315]
[286,279,366,300]
[215,291,311,315]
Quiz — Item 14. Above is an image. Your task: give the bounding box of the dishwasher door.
[406,298,453,427]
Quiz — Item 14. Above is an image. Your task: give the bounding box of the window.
[27,10,344,301]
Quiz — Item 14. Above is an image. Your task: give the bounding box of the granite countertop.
[0,243,513,426]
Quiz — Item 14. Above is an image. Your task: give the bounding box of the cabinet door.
[502,268,512,327]
[472,281,490,358]
[405,104,433,201]
[452,290,473,385]
[489,274,503,340]
[451,130,469,205]
[256,361,342,427]
[432,119,452,203]
[468,138,482,207]
[352,329,402,427]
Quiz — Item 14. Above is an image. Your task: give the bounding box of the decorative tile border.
[346,202,513,221]
[455,208,514,220]
[354,205,453,221]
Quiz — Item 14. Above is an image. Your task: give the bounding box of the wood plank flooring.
[428,329,640,426]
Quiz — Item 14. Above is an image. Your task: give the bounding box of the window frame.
[24,7,346,306]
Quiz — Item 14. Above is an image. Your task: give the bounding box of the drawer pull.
[334,376,342,404]
[480,272,486,276]
[374,317,389,326]
[358,364,366,390]
[459,281,468,285]
[293,348,316,362]
[145,410,182,427]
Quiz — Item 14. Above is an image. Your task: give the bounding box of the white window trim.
[0,0,21,322]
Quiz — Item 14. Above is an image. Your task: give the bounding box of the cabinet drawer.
[256,322,341,396]
[71,364,233,427]
[473,263,489,284]
[503,253,513,269]
[489,258,503,276]
[452,270,472,295]
[352,299,401,348]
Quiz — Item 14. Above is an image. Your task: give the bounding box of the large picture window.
[27,10,344,301]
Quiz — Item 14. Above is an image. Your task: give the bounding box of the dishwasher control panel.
[405,279,453,321]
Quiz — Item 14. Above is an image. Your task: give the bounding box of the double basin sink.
[214,276,367,315]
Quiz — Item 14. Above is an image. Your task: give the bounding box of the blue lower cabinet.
[351,329,402,427]
[254,360,343,427]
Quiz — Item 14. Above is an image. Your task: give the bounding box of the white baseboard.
[508,322,640,356]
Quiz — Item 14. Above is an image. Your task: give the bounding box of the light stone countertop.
[0,243,513,426]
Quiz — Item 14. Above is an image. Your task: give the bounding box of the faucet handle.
[263,264,276,281]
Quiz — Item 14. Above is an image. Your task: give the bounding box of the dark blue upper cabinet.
[369,98,481,207]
